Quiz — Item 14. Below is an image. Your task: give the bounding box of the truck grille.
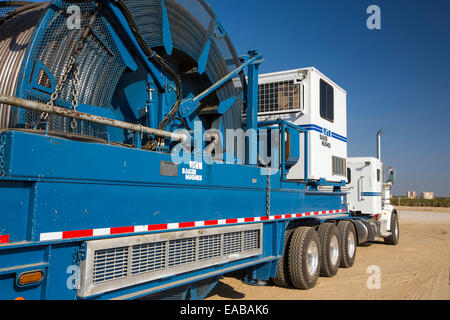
[79,224,262,297]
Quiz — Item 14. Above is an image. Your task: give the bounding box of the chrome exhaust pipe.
[377,129,383,160]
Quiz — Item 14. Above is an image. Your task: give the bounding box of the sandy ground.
[206,208,450,300]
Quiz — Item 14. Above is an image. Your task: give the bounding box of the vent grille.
[168,237,196,267]
[80,224,263,297]
[332,156,346,177]
[223,231,242,255]
[93,247,129,283]
[243,229,260,251]
[198,234,221,261]
[131,242,166,275]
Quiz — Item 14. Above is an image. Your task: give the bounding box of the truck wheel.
[337,220,357,268]
[288,227,321,290]
[384,213,399,245]
[273,229,295,287]
[317,223,341,277]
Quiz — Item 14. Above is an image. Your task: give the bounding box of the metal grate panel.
[168,237,196,267]
[243,229,259,251]
[18,0,126,137]
[223,231,242,255]
[79,224,262,297]
[258,80,302,115]
[131,242,166,275]
[93,247,129,283]
[198,234,221,261]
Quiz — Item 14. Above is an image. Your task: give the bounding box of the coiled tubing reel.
[0,0,248,150]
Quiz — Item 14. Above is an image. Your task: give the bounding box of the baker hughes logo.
[320,127,331,148]
[182,161,203,181]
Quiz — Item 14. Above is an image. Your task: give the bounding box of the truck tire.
[288,227,321,290]
[273,229,295,287]
[384,213,399,245]
[317,223,341,277]
[337,220,357,268]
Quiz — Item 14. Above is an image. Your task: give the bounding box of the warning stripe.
[0,235,9,243]
[38,209,347,241]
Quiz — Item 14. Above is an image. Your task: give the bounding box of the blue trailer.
[0,0,398,300]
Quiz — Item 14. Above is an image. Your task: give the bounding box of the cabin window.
[320,79,334,122]
[347,168,351,184]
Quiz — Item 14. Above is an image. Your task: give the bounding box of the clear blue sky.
[28,0,450,196]
[209,0,450,197]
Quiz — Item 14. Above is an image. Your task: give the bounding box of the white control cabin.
[256,67,347,183]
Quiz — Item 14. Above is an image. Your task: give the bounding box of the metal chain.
[0,134,6,176]
[40,55,77,122]
[266,168,271,217]
[40,10,98,130]
[258,155,271,217]
[70,62,80,131]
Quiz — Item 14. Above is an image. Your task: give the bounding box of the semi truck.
[0,0,398,300]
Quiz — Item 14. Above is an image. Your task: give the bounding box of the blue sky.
[209,0,450,197]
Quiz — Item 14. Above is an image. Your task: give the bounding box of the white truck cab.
[346,130,398,243]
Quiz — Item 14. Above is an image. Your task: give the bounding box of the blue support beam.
[160,0,173,55]
[246,53,260,165]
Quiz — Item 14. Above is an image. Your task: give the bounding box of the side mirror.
[387,168,395,184]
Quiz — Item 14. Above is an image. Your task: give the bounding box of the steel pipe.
[0,94,187,143]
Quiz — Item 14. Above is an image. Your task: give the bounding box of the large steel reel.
[0,0,245,144]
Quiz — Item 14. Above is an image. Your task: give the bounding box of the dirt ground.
[206,208,450,300]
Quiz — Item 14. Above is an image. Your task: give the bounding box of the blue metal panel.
[0,130,348,243]
[0,181,32,242]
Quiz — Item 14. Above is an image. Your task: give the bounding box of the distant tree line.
[392,197,450,208]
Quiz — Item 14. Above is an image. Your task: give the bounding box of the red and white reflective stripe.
[0,235,9,243]
[39,209,347,241]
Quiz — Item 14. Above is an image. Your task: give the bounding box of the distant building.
[407,191,417,199]
[419,192,434,200]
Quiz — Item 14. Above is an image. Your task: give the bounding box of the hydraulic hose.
[0,1,44,25]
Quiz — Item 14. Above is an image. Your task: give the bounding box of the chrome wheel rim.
[329,235,339,266]
[394,219,399,239]
[348,231,356,258]
[306,241,319,276]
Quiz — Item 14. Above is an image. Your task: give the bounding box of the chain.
[70,62,80,131]
[0,134,6,176]
[40,55,77,122]
[258,155,271,217]
[266,168,271,217]
[40,10,98,131]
